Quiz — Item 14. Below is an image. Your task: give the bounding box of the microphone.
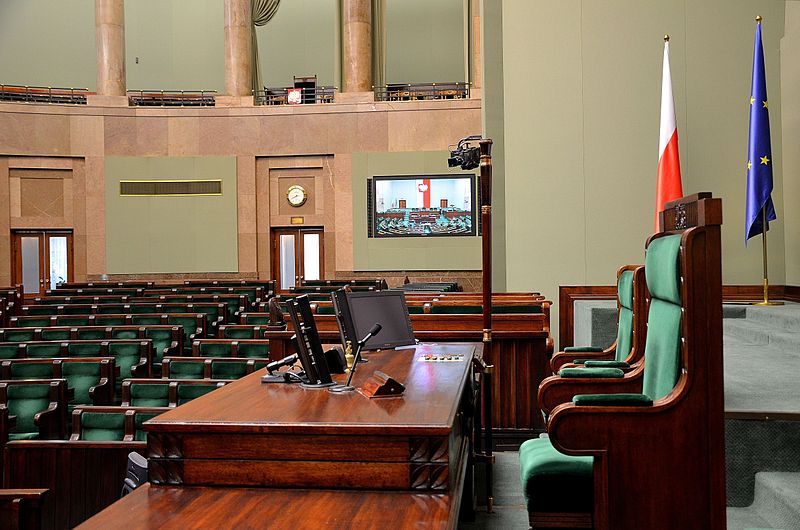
[266,353,298,374]
[358,323,383,348]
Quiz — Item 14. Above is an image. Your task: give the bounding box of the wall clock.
[287,185,308,207]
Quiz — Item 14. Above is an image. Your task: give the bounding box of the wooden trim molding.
[559,284,800,349]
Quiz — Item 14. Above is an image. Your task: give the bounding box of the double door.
[271,228,323,292]
[12,230,73,299]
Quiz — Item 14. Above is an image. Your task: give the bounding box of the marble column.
[342,0,372,92]
[224,0,253,97]
[95,0,126,97]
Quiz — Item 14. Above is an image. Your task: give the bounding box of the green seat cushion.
[112,329,139,340]
[519,437,593,512]
[407,306,424,315]
[198,343,231,358]
[77,329,107,340]
[572,393,653,407]
[177,384,219,405]
[130,384,169,407]
[237,343,268,358]
[316,305,335,315]
[3,330,35,341]
[57,317,91,326]
[211,361,248,380]
[7,383,51,435]
[8,431,40,440]
[168,361,205,379]
[0,344,22,359]
[41,330,70,341]
[558,367,624,378]
[26,343,62,358]
[244,315,270,325]
[131,316,161,325]
[18,318,51,327]
[223,328,253,339]
[63,362,102,405]
[95,316,126,326]
[24,306,56,316]
[68,343,103,357]
[583,360,630,369]
[492,304,542,314]
[80,411,125,441]
[11,362,55,379]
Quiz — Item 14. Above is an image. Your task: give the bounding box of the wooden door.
[12,230,74,299]
[271,228,324,292]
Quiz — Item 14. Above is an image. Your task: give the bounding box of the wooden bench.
[0,488,52,530]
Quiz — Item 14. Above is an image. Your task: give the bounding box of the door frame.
[12,229,75,299]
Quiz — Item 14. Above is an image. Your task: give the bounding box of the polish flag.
[655,37,683,231]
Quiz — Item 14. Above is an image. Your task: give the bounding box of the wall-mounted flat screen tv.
[367,174,477,238]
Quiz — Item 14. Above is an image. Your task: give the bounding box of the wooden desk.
[80,343,480,529]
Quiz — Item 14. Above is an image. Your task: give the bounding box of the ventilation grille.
[366,178,373,238]
[120,180,222,196]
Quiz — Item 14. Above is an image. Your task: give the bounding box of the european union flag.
[745,19,777,242]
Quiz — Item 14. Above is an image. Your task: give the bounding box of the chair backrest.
[641,234,683,400]
[614,269,635,362]
[77,410,127,441]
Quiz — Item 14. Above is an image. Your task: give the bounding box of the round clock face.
[287,185,307,207]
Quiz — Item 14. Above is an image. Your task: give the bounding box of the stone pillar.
[95,0,126,97]
[224,0,253,99]
[342,0,372,93]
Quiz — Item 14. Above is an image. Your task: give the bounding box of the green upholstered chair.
[76,328,107,340]
[237,341,269,359]
[123,381,171,407]
[316,305,335,315]
[167,315,205,344]
[41,328,71,341]
[68,342,105,357]
[0,344,23,360]
[176,382,222,405]
[93,315,127,326]
[0,329,36,342]
[21,306,57,316]
[6,361,55,380]
[0,379,67,440]
[218,325,263,339]
[144,327,182,361]
[108,341,150,380]
[130,315,161,326]
[25,343,63,358]
[14,317,52,328]
[62,359,114,407]
[93,304,126,314]
[111,328,139,340]
[520,194,726,530]
[196,342,231,358]
[406,305,425,315]
[55,316,92,327]
[129,304,158,314]
[73,410,126,441]
[134,409,167,441]
[163,358,206,380]
[243,314,270,325]
[209,359,257,380]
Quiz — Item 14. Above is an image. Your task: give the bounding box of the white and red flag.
[655,36,683,230]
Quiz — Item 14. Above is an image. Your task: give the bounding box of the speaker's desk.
[79,342,481,529]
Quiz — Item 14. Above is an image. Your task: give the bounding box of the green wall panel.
[352,151,480,271]
[105,157,238,274]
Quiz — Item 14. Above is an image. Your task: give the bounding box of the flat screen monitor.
[345,291,415,351]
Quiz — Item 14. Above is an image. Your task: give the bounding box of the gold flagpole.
[755,208,783,305]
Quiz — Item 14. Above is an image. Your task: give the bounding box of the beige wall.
[498,0,788,347]
[351,151,481,271]
[104,156,238,274]
[782,3,800,285]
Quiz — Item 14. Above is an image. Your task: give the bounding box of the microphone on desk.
[330,323,382,393]
[266,353,298,374]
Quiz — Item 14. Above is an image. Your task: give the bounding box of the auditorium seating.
[0,358,116,409]
[0,380,69,441]
[192,339,270,358]
[550,265,647,374]
[69,406,170,442]
[161,357,269,380]
[519,193,725,529]
[120,379,229,407]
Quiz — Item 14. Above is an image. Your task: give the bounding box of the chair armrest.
[583,360,630,369]
[33,403,62,439]
[559,367,624,378]
[550,342,617,373]
[538,365,644,416]
[89,377,114,405]
[130,357,150,378]
[572,393,652,406]
[564,346,604,353]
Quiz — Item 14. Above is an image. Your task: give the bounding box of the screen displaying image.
[369,174,477,238]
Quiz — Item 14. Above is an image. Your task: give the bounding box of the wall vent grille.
[120,180,222,196]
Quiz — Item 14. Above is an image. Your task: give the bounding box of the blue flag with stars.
[745,20,777,242]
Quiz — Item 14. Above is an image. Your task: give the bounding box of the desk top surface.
[77,483,458,530]
[145,342,480,436]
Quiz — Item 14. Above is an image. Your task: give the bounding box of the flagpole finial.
[756,15,762,24]
[664,34,670,42]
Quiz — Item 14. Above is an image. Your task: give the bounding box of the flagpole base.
[753,300,784,306]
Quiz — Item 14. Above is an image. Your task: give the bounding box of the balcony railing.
[0,84,89,105]
[127,90,216,107]
[374,82,470,102]
[254,86,337,106]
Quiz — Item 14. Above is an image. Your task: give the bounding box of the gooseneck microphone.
[330,322,382,393]
[266,353,298,374]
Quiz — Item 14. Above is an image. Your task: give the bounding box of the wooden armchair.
[519,193,725,529]
[0,380,69,440]
[550,265,647,373]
